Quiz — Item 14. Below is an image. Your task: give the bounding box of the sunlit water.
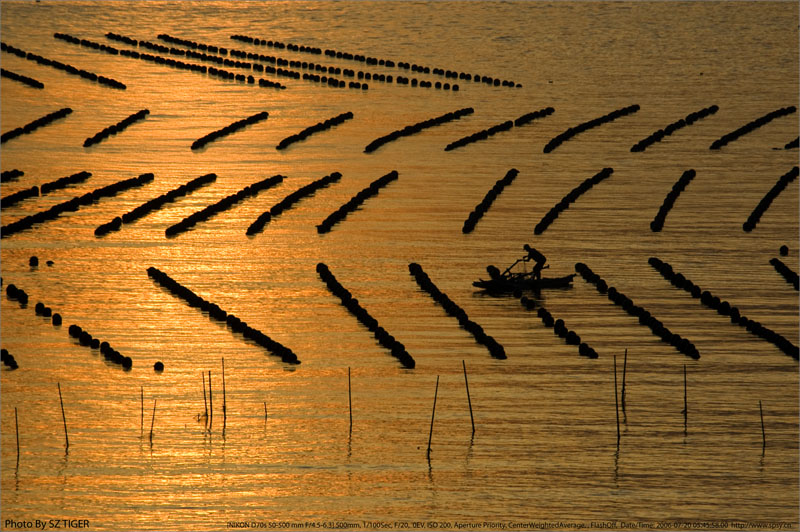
[1,2,798,531]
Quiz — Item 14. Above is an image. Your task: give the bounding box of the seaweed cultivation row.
[154,33,227,55]
[1,171,91,209]
[165,175,284,237]
[247,172,342,236]
[364,107,474,153]
[709,106,796,150]
[147,267,300,364]
[769,258,798,291]
[276,112,354,150]
[1,349,18,370]
[54,32,120,55]
[784,137,799,149]
[408,262,506,360]
[650,169,696,232]
[316,170,397,234]
[64,33,284,90]
[5,283,30,306]
[1,107,73,144]
[191,111,269,150]
[524,301,599,359]
[543,104,640,153]
[230,33,521,88]
[95,173,217,237]
[631,105,719,152]
[84,109,149,148]
[1,41,126,89]
[533,167,613,235]
[68,324,132,369]
[445,107,554,151]
[2,173,153,239]
[316,262,415,369]
[1,169,24,182]
[575,262,700,359]
[647,257,798,360]
[1,67,44,89]
[742,166,798,232]
[462,168,518,234]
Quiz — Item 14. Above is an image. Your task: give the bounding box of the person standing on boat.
[523,244,547,280]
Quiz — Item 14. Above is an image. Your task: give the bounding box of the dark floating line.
[165,33,367,91]
[1,169,24,182]
[316,170,398,234]
[462,168,518,234]
[784,137,799,149]
[631,105,719,152]
[316,262,415,369]
[231,33,519,88]
[520,298,598,359]
[1,68,44,89]
[1,108,73,144]
[648,257,798,360]
[769,258,799,291]
[650,169,696,232]
[445,107,554,151]
[1,41,126,89]
[247,172,341,236]
[1,348,19,370]
[709,106,797,150]
[147,267,300,364]
[534,167,613,235]
[68,323,132,369]
[165,174,284,237]
[191,111,269,150]
[2,172,153,239]
[58,32,283,90]
[575,262,700,359]
[5,283,29,306]
[408,262,506,360]
[276,112,354,150]
[365,108,474,153]
[96,172,217,237]
[84,109,149,148]
[543,104,640,153]
[1,171,91,209]
[742,166,798,232]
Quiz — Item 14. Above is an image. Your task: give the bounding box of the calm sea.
[1,1,798,531]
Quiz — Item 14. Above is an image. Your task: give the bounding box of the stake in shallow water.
[140,386,144,435]
[222,358,227,423]
[348,367,352,433]
[613,356,620,445]
[58,382,69,449]
[621,349,628,414]
[208,370,213,428]
[427,376,440,459]
[462,360,475,436]
[759,400,766,454]
[149,399,157,442]
[202,371,208,421]
[682,364,688,434]
[15,406,20,463]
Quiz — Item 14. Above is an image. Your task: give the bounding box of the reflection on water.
[1,1,798,530]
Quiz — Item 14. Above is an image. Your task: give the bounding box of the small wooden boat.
[472,273,576,293]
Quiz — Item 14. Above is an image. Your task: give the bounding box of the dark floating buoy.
[147,266,300,364]
[445,107,554,151]
[650,169,696,232]
[769,258,799,291]
[1,67,44,89]
[52,313,62,326]
[462,168,518,234]
[1,169,24,182]
[317,170,398,234]
[154,361,164,372]
[647,257,798,360]
[409,262,506,359]
[191,111,269,150]
[1,107,73,145]
[543,104,640,153]
[779,245,789,256]
[742,167,798,232]
[247,172,341,235]
[165,174,283,237]
[316,262,415,368]
[29,256,39,267]
[1,41,126,90]
[709,106,797,150]
[96,172,216,237]
[83,109,149,148]
[364,107,474,153]
[1,348,19,370]
[534,167,613,235]
[631,105,719,152]
[2,172,152,239]
[276,112,354,150]
[784,137,799,150]
[576,261,700,359]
